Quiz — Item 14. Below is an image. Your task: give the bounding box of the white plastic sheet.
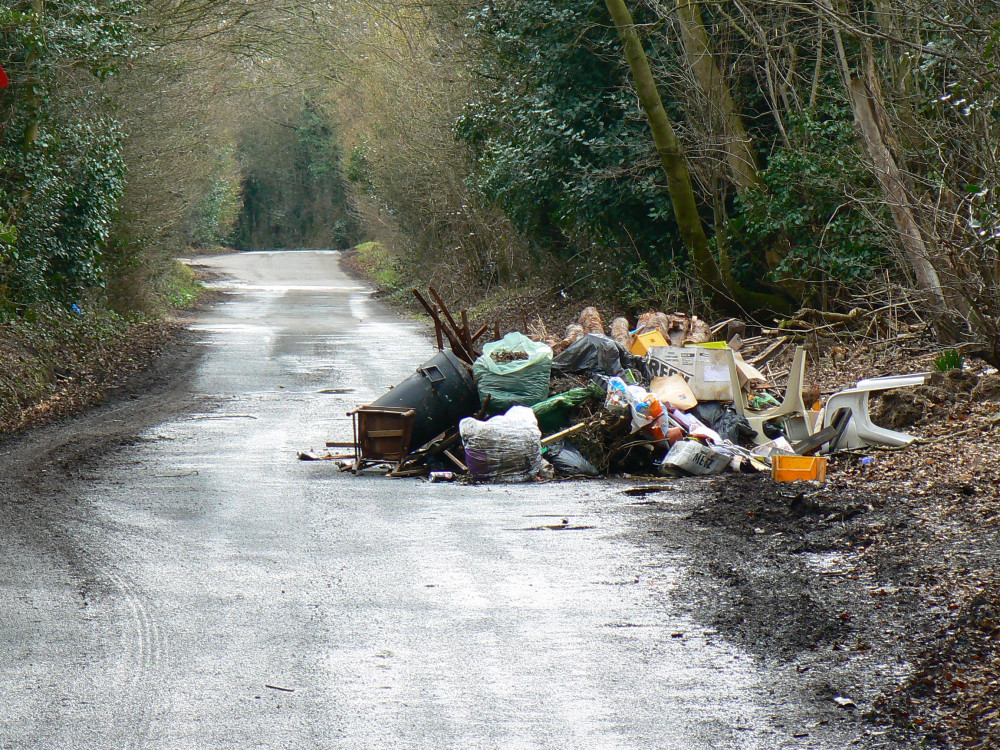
[460,406,542,483]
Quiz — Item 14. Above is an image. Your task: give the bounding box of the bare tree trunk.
[828,4,947,307]
[604,0,717,288]
[674,0,762,193]
[604,0,792,315]
[846,75,944,302]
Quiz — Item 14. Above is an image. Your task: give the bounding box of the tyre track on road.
[104,564,167,750]
[0,332,202,749]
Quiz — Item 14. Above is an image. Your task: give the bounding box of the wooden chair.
[348,406,416,475]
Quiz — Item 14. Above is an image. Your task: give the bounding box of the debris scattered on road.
[311,294,996,490]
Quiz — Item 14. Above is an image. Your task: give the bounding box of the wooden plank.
[349,407,415,417]
[428,287,467,347]
[442,449,468,473]
[461,309,471,350]
[368,429,406,438]
[475,393,492,419]
[387,467,430,478]
[710,318,734,336]
[792,407,852,456]
[540,422,586,446]
[749,336,789,367]
[471,323,490,342]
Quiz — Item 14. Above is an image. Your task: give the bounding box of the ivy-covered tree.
[456,0,804,312]
[0,0,139,306]
[455,0,692,306]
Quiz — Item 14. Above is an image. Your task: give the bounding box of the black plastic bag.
[691,402,756,447]
[543,441,601,477]
[552,334,646,379]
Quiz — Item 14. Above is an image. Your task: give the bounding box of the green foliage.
[934,349,964,372]
[158,261,203,309]
[192,149,242,247]
[235,100,358,250]
[0,0,140,78]
[354,241,402,292]
[455,0,683,263]
[344,143,372,189]
[2,110,126,302]
[0,0,140,306]
[732,109,888,287]
[0,187,16,260]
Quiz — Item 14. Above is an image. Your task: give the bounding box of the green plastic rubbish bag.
[532,385,602,433]
[473,332,553,414]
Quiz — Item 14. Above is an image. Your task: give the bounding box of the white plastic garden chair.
[727,346,817,445]
[821,372,930,451]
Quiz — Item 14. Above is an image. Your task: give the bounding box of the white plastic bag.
[605,377,668,436]
[460,406,542,483]
[660,440,732,476]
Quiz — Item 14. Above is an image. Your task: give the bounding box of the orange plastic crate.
[630,330,669,356]
[771,455,828,482]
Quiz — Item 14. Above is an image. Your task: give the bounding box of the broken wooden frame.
[341,394,492,478]
[412,287,494,366]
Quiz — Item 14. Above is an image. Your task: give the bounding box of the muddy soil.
[642,472,1000,748]
[0,326,206,511]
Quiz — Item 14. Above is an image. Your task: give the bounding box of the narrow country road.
[1,251,861,748]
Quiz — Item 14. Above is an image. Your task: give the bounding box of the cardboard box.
[646,345,769,401]
[647,345,734,401]
[650,374,698,411]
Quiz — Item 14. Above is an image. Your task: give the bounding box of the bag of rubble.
[473,332,553,414]
[460,406,543,483]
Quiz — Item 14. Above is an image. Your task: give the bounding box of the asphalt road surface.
[0,251,854,748]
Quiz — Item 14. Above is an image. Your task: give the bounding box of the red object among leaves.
[0,64,8,88]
